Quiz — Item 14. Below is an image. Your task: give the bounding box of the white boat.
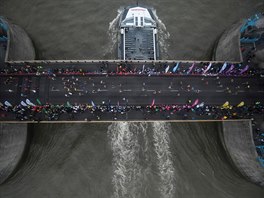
[118,5,159,60]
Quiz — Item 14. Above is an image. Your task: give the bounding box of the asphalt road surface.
[1,75,264,107]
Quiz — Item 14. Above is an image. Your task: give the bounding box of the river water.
[1,0,263,60]
[1,1,264,197]
[0,122,263,198]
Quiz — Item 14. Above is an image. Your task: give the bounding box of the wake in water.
[104,8,123,59]
[152,122,175,198]
[108,122,143,198]
[152,9,171,59]
[108,122,175,198]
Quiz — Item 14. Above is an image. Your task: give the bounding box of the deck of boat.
[124,27,155,60]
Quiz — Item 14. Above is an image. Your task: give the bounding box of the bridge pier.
[219,120,264,186]
[0,123,28,184]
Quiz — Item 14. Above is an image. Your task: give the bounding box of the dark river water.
[0,122,263,198]
[0,1,264,197]
[1,0,263,60]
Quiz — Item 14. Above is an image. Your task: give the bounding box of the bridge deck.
[0,74,263,121]
[1,75,264,105]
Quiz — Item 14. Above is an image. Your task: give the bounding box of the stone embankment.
[0,17,35,63]
[220,120,264,186]
[213,21,244,62]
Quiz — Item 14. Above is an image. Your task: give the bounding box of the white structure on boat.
[118,5,159,60]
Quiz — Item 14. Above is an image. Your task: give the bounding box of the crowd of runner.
[0,100,263,121]
[0,61,263,77]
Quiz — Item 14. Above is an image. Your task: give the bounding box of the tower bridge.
[0,11,264,121]
[0,60,263,121]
